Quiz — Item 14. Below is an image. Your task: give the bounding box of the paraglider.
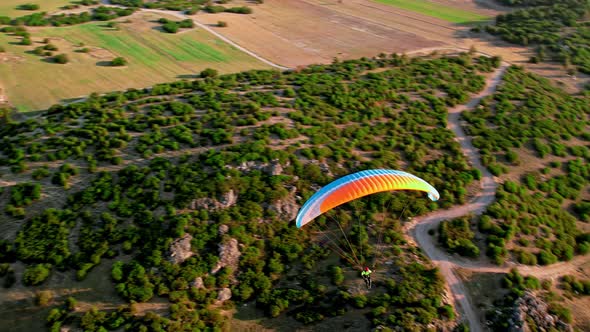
[361,266,373,289]
[295,169,440,287]
[296,169,439,228]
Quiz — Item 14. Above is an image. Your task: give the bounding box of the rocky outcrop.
[219,190,238,207]
[266,160,283,176]
[192,277,204,289]
[190,190,238,210]
[263,184,299,221]
[168,233,194,264]
[217,288,232,302]
[508,291,572,332]
[319,162,334,177]
[211,238,241,274]
[268,186,299,221]
[230,159,286,176]
[218,224,229,235]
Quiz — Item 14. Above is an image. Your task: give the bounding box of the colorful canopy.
[296,169,439,228]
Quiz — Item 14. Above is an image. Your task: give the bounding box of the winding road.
[404,63,507,332]
[404,62,589,331]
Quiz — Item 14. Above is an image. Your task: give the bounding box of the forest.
[480,0,590,74]
[462,66,590,265]
[0,53,499,331]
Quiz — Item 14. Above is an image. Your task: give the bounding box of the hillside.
[0,54,500,331]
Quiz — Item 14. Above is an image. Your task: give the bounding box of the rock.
[319,161,332,177]
[168,233,194,264]
[192,277,204,289]
[230,159,287,176]
[266,160,283,176]
[267,186,299,221]
[268,196,299,221]
[217,288,232,302]
[211,238,241,274]
[219,190,237,208]
[190,190,238,211]
[218,224,229,235]
[508,291,572,332]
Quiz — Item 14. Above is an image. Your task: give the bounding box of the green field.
[0,12,269,111]
[0,0,73,18]
[374,0,489,24]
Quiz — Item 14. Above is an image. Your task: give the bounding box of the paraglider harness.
[361,267,372,289]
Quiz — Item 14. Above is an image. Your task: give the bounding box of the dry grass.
[540,260,590,331]
[0,0,73,18]
[191,0,589,93]
[0,11,269,111]
[192,0,444,68]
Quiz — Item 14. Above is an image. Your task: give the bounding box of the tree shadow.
[177,74,199,79]
[40,57,58,64]
[96,61,113,67]
[60,97,85,104]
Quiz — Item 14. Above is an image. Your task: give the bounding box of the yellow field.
[0,12,269,111]
[0,0,73,18]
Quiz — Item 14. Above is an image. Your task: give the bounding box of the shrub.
[204,5,225,13]
[54,53,69,64]
[36,290,54,306]
[217,21,227,27]
[23,264,51,285]
[225,6,252,14]
[44,43,58,51]
[537,250,558,265]
[17,3,40,10]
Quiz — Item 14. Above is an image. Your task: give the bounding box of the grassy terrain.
[374,0,489,24]
[0,12,268,111]
[0,0,73,18]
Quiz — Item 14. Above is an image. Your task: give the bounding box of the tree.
[200,68,218,78]
[162,21,178,33]
[330,266,344,285]
[111,57,127,66]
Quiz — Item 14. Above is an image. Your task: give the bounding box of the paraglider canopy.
[296,169,439,228]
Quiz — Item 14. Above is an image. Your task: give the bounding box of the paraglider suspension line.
[328,214,362,267]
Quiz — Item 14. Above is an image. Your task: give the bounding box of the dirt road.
[405,62,589,331]
[403,63,507,332]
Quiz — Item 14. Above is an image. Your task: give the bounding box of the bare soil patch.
[193,0,444,68]
[456,269,508,327]
[0,260,125,332]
